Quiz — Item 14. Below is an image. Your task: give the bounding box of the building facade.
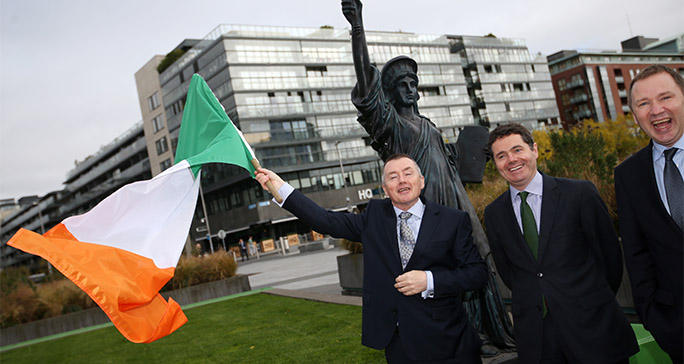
[135,25,559,249]
[449,35,560,130]
[547,34,684,127]
[0,123,150,271]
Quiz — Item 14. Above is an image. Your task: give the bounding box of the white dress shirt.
[509,171,543,234]
[651,138,684,214]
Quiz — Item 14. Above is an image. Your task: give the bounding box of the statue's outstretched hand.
[341,0,363,26]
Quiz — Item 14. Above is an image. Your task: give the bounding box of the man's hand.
[394,270,427,296]
[254,167,285,192]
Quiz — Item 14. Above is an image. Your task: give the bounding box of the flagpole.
[198,183,214,254]
[251,159,283,203]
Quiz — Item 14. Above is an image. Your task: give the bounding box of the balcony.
[567,79,585,89]
[470,97,486,108]
[569,94,589,105]
[572,109,593,120]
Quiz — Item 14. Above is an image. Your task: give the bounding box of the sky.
[0,0,682,201]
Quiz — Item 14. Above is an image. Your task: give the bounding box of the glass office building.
[136,25,558,246]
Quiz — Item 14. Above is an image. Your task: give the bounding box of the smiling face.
[382,157,425,211]
[631,72,684,147]
[491,134,539,191]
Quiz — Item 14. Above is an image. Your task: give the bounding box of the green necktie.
[520,191,548,317]
[519,191,539,259]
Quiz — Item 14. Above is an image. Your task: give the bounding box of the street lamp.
[335,141,352,212]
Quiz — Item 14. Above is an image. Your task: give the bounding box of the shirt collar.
[393,199,425,219]
[509,171,543,197]
[652,136,684,161]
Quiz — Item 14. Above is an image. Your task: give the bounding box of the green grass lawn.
[1,293,385,363]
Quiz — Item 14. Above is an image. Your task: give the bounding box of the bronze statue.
[342,0,515,353]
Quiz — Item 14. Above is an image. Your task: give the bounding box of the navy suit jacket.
[615,143,684,361]
[484,174,637,364]
[283,190,488,361]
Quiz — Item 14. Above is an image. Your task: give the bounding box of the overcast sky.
[0,0,682,201]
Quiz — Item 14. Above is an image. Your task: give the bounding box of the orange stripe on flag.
[8,226,187,343]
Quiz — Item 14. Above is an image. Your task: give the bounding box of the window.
[147,92,160,111]
[269,119,315,141]
[171,100,183,115]
[155,137,169,155]
[306,65,328,77]
[151,114,164,133]
[159,158,172,172]
[418,87,440,97]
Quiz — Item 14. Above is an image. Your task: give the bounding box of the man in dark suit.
[255,154,488,363]
[615,64,684,363]
[484,123,638,364]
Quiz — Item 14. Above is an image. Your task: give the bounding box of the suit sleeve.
[579,181,623,293]
[614,170,657,320]
[484,206,514,290]
[431,212,488,296]
[282,189,366,242]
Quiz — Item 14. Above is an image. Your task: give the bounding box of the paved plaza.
[237,246,347,295]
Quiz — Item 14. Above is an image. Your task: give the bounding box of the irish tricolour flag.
[8,74,257,343]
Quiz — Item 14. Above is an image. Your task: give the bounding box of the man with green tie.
[484,123,637,364]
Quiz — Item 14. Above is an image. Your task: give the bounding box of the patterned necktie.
[519,191,539,259]
[664,148,684,230]
[399,212,415,269]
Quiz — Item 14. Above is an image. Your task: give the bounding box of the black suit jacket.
[615,143,684,360]
[283,190,488,361]
[484,174,638,364]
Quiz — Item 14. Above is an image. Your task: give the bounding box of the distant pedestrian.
[239,239,249,262]
[248,236,257,256]
[192,243,202,257]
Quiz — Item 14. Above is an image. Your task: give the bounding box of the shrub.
[166,250,238,291]
[36,279,96,316]
[1,283,51,328]
[1,251,238,327]
[465,160,509,226]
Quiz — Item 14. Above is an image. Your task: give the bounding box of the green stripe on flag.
[174,74,256,177]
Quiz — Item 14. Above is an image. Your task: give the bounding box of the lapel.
[406,199,439,270]
[636,143,682,231]
[382,200,402,269]
[499,189,538,264]
[538,174,559,262]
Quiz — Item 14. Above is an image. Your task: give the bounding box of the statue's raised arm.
[341,0,372,97]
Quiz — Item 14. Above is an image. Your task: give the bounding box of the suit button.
[537,272,543,278]
[392,309,398,314]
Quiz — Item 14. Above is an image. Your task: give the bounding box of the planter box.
[1,275,251,347]
[337,253,363,296]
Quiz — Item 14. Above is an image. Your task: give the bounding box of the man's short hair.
[487,123,535,155]
[629,65,684,110]
[382,153,422,185]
